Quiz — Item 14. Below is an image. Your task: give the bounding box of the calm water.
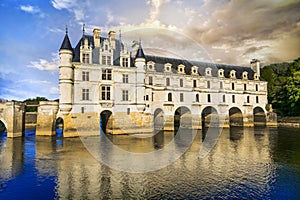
[0,127,300,199]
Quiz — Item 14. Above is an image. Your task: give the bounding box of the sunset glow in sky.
[0,0,299,100]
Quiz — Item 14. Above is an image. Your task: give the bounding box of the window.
[247,96,250,103]
[232,95,235,103]
[122,58,128,67]
[193,80,197,88]
[256,96,259,103]
[232,83,235,90]
[244,84,247,91]
[123,74,128,83]
[220,81,223,89]
[168,93,172,101]
[166,78,170,86]
[102,56,111,65]
[145,95,149,101]
[122,90,129,101]
[83,53,89,64]
[82,71,89,81]
[152,92,154,101]
[81,107,85,114]
[256,84,258,91]
[82,89,89,100]
[149,76,153,85]
[208,94,211,102]
[101,86,111,100]
[102,56,106,65]
[223,95,226,103]
[102,69,112,80]
[127,108,130,115]
[180,93,184,102]
[180,79,183,87]
[105,44,108,51]
[207,81,210,88]
[196,94,199,102]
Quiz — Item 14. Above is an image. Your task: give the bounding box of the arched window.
[196,94,199,102]
[168,93,172,101]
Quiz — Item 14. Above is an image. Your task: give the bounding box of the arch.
[100,110,113,134]
[55,117,64,137]
[229,107,243,127]
[174,106,192,133]
[253,107,266,127]
[201,106,219,129]
[0,119,7,135]
[154,108,164,130]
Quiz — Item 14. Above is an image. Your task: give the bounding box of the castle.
[53,26,275,137]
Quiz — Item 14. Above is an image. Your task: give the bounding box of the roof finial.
[83,23,85,35]
[66,25,68,34]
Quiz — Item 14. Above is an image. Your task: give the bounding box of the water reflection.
[0,127,299,199]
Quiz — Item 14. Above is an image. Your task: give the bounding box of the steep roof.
[135,44,145,59]
[72,34,123,65]
[60,33,73,51]
[145,55,255,80]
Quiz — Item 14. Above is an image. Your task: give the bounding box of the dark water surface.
[0,127,300,199]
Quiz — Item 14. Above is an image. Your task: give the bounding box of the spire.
[83,23,85,35]
[60,28,73,51]
[135,41,145,59]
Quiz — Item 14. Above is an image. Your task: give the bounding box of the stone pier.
[36,101,59,136]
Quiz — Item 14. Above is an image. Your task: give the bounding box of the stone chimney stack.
[93,28,101,47]
[109,31,116,50]
[250,59,260,77]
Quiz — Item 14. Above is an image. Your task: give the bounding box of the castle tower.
[134,43,146,111]
[59,29,74,114]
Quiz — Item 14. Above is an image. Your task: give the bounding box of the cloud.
[20,5,45,17]
[51,0,85,22]
[27,53,59,71]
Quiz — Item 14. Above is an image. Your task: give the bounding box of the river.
[0,127,299,199]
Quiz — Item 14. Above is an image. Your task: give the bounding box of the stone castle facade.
[56,27,273,136]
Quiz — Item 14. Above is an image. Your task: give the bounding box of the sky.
[0,0,299,101]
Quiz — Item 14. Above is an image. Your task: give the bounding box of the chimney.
[93,28,101,47]
[250,59,260,77]
[109,31,116,49]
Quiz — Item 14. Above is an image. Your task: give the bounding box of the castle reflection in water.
[1,126,293,199]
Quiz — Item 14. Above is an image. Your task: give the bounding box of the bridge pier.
[0,101,25,138]
[36,101,59,136]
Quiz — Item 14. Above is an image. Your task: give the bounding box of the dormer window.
[178,64,185,74]
[230,70,236,78]
[192,66,198,75]
[254,73,259,80]
[218,69,224,77]
[205,68,212,76]
[147,61,155,71]
[164,63,172,72]
[242,71,248,80]
[82,53,90,64]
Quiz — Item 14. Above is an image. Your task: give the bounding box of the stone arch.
[253,107,266,127]
[201,106,219,128]
[100,110,113,134]
[0,119,7,134]
[229,107,243,127]
[55,117,64,137]
[154,108,164,130]
[174,106,192,132]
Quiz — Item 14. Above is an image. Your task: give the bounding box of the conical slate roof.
[135,43,145,59]
[60,33,73,51]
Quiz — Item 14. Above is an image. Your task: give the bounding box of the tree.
[23,96,48,112]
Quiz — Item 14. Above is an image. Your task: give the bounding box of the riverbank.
[278,116,300,128]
